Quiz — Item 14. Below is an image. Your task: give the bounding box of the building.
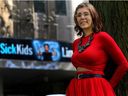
[0,0,13,37]
[33,0,74,42]
[0,0,75,96]
[6,0,74,42]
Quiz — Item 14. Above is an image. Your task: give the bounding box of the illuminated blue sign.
[0,38,73,62]
[0,43,33,55]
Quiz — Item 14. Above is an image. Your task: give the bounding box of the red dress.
[66,32,128,96]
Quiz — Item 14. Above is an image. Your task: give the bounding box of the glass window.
[55,1,67,15]
[34,1,45,13]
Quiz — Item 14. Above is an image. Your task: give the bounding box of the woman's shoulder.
[95,31,112,39]
[72,37,80,43]
[96,31,110,36]
[95,31,115,43]
[72,37,81,47]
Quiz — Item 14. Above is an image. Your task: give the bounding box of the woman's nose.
[80,14,86,19]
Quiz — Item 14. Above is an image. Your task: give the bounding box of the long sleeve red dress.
[66,31,128,96]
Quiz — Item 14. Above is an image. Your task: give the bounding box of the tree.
[90,1,128,95]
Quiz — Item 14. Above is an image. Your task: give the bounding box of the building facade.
[0,0,13,37]
[0,0,75,96]
[5,0,74,42]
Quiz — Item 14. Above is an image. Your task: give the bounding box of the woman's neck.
[83,29,93,37]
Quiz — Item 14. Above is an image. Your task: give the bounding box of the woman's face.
[76,7,93,31]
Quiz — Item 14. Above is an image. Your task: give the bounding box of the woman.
[66,2,128,96]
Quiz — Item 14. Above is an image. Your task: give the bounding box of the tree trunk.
[90,1,128,96]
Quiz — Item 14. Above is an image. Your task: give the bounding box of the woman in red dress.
[66,2,128,96]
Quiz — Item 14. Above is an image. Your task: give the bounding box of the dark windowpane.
[55,1,66,15]
[34,1,45,13]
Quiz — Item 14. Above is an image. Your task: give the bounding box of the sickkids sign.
[0,38,73,62]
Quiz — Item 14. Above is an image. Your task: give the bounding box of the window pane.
[34,1,45,13]
[55,1,66,15]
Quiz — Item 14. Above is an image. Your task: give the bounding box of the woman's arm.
[101,32,128,88]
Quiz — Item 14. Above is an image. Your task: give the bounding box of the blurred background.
[0,0,128,96]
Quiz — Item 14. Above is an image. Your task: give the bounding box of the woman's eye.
[76,13,89,17]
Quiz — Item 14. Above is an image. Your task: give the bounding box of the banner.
[0,38,73,62]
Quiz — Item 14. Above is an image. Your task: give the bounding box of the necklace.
[78,33,94,53]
